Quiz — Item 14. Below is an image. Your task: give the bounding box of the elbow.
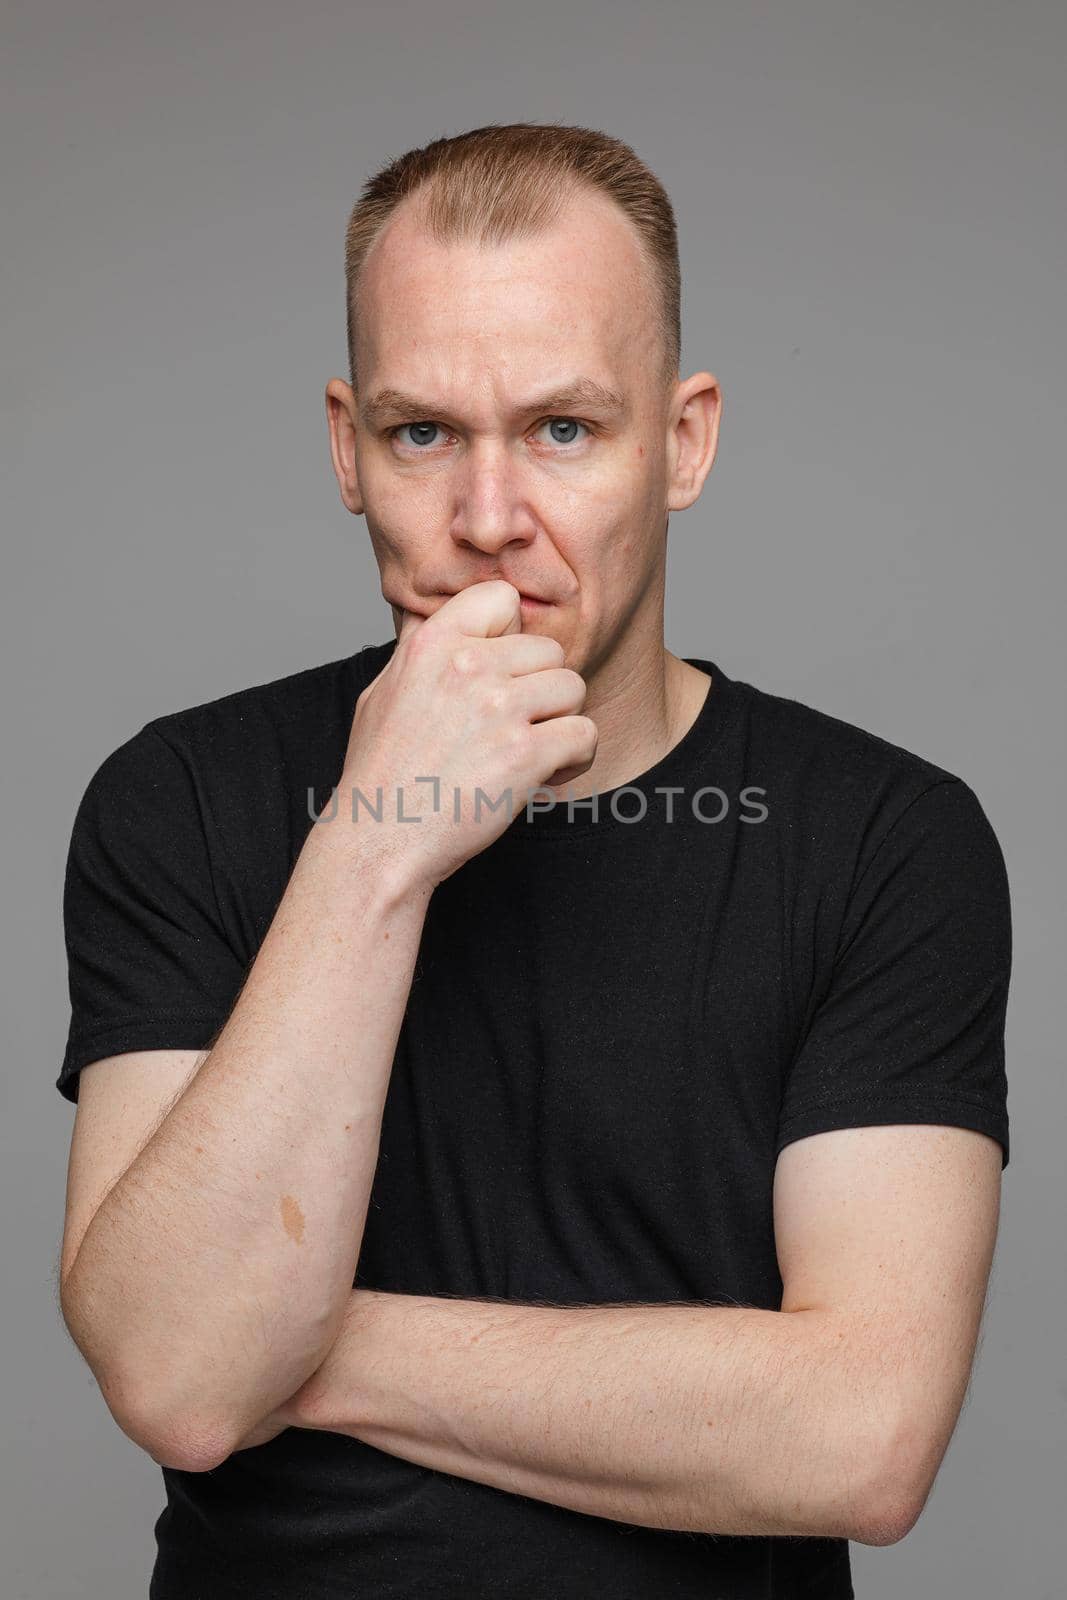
[141,1420,236,1474]
[802,1390,929,1548]
[849,1495,921,1548]
[72,1354,236,1475]
[60,1281,238,1473]
[102,1355,239,1471]
[850,1494,924,1548]
[847,1427,930,1548]
[117,1390,237,1474]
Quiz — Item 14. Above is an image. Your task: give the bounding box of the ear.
[325,379,365,516]
[666,372,722,511]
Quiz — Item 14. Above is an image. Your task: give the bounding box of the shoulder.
[721,668,1004,888]
[735,669,967,802]
[738,672,959,788]
[142,643,390,763]
[70,640,395,878]
[87,640,398,793]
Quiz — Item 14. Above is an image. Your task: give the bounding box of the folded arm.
[236,1285,900,1544]
[232,1122,1002,1548]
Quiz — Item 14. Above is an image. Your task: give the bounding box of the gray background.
[3,2,1063,1595]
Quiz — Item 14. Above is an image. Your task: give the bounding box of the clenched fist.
[339,580,598,890]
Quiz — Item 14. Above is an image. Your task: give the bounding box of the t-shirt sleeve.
[56,722,250,1104]
[777,777,1012,1169]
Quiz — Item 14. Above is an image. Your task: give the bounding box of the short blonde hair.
[344,121,680,393]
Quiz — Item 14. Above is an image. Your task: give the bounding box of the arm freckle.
[280,1194,306,1243]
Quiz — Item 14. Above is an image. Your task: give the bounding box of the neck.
[543,644,712,803]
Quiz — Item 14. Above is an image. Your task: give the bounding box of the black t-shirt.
[58,640,1012,1600]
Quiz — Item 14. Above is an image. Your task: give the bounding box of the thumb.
[396,606,426,647]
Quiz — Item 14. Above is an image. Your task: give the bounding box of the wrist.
[289,1289,391,1434]
[303,793,438,910]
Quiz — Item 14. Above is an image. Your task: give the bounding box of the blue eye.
[541,417,585,445]
[390,417,590,452]
[396,422,441,449]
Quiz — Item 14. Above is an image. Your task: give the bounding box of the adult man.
[57,123,1010,1599]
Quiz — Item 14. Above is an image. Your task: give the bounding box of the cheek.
[547,508,644,603]
[556,461,658,557]
[361,466,447,558]
[541,450,649,524]
[527,469,657,608]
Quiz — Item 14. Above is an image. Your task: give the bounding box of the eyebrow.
[360,377,628,430]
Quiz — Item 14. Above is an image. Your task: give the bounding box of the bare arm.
[256,1287,898,1545]
[248,1123,1000,1545]
[61,582,595,1474]
[60,817,432,1472]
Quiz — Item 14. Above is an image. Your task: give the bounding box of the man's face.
[327,188,719,676]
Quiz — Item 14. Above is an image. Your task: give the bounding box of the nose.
[449,438,537,556]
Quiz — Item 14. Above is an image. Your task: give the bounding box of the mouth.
[398,588,555,619]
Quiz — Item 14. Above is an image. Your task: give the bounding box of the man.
[57,123,1010,1600]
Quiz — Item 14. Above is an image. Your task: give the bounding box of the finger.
[530,713,598,784]
[510,666,587,723]
[477,630,567,677]
[425,579,524,641]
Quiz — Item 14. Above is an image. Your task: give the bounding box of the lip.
[402,587,555,616]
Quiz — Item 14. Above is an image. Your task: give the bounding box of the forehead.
[355,187,661,403]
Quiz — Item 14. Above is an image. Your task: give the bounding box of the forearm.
[62,822,431,1467]
[288,1289,897,1541]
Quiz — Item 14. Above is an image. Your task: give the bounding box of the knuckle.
[480,680,509,716]
[504,721,533,763]
[450,645,480,679]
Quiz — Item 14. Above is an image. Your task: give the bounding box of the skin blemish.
[280,1194,306,1243]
